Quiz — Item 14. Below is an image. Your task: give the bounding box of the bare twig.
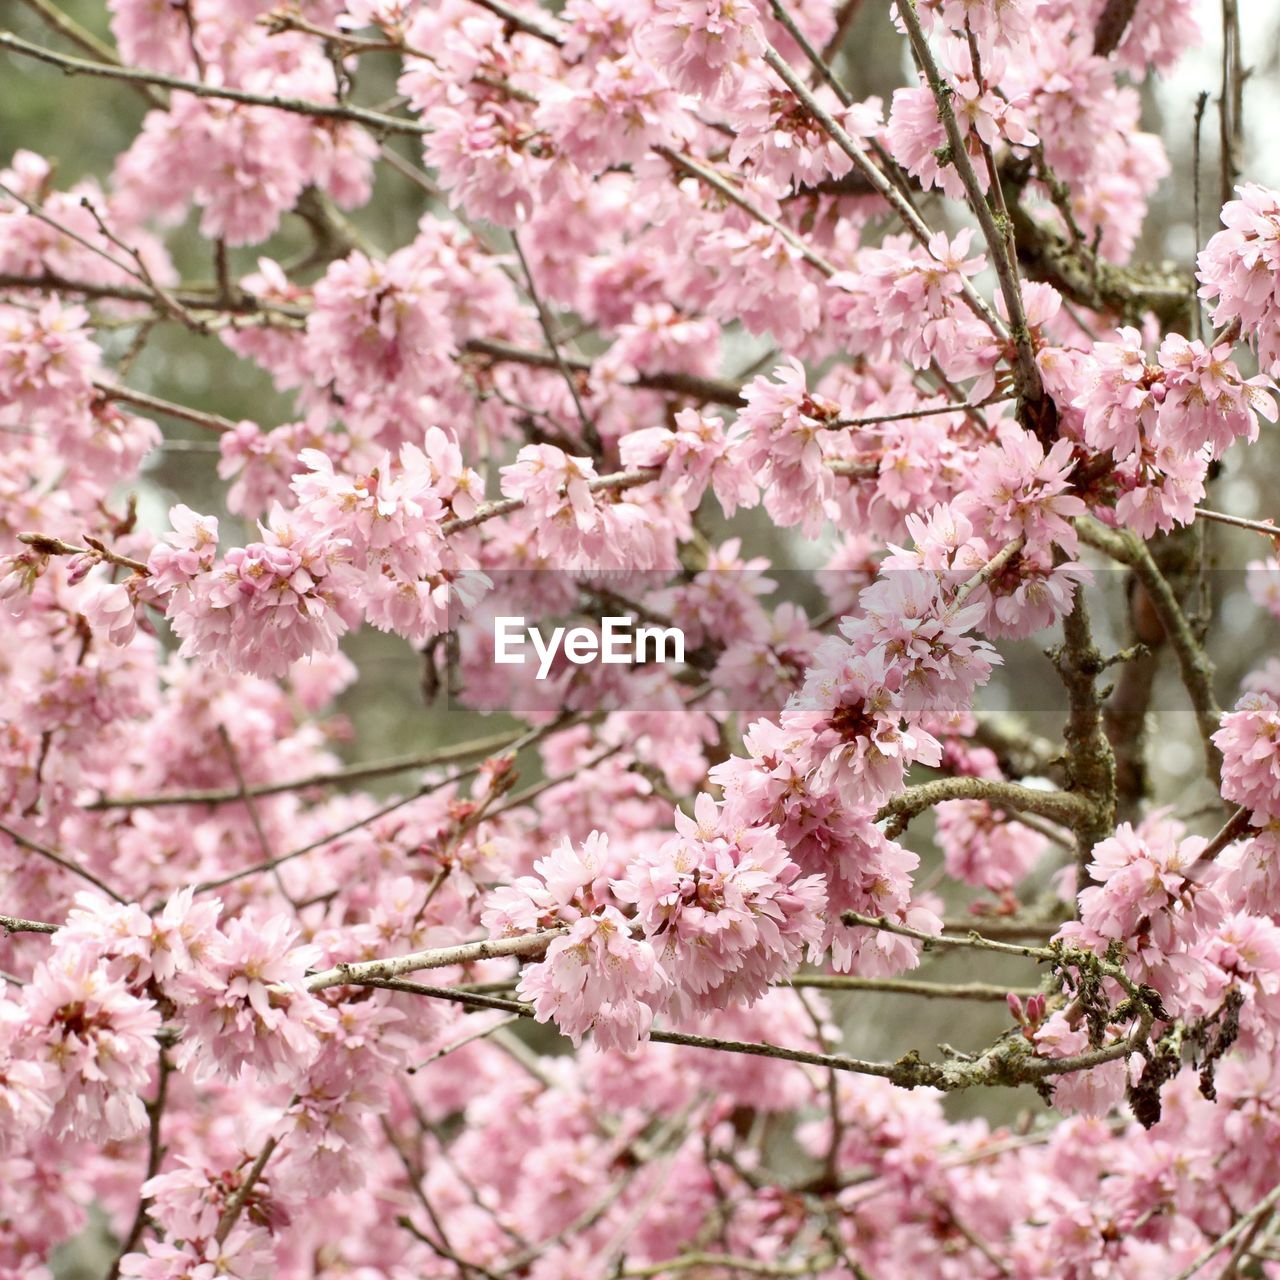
[1076,517,1224,784]
[105,1050,173,1279]
[1171,1182,1280,1280]
[305,929,568,992]
[1219,0,1244,213]
[0,32,430,135]
[787,975,1039,1001]
[88,729,518,810]
[510,230,600,453]
[94,380,237,433]
[0,819,126,903]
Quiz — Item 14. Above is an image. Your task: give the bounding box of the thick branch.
[1053,589,1117,873]
[1004,187,1194,328]
[1092,0,1140,56]
[875,776,1094,834]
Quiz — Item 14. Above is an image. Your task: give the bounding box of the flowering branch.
[895,0,1043,410]
[17,531,149,575]
[214,1136,280,1244]
[759,42,1005,340]
[363,973,1153,1094]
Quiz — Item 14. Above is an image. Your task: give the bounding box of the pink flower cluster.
[1216,692,1280,821]
[1199,184,1280,377]
[616,794,826,1019]
[1076,328,1276,536]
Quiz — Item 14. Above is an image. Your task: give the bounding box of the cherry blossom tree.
[4,0,1280,1274]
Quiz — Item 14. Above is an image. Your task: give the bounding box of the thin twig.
[89,729,518,810]
[105,1050,173,1279]
[0,820,126,903]
[17,531,149,575]
[1171,1182,1280,1280]
[1194,507,1280,540]
[214,1137,279,1244]
[826,394,1014,430]
[760,41,1004,339]
[94,380,238,433]
[787,975,1039,1001]
[656,146,838,279]
[0,32,430,134]
[510,230,600,453]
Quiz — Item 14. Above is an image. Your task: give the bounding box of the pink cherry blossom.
[615,794,826,1017]
[1215,692,1280,820]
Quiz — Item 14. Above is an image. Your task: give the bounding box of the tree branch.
[1076,517,1224,784]
[0,32,430,135]
[305,929,569,992]
[759,42,1005,339]
[0,912,58,935]
[0,820,126,903]
[86,729,520,809]
[1052,588,1116,873]
[895,1,1042,411]
[788,975,1039,1001]
[875,776,1094,835]
[1092,0,1140,56]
